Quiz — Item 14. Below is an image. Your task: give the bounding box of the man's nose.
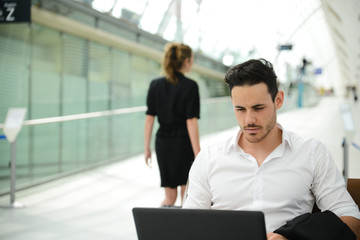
[245,111,256,125]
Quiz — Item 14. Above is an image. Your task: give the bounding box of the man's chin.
[245,135,262,143]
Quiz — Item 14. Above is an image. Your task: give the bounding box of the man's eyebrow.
[234,105,245,109]
[234,104,266,109]
[252,104,266,108]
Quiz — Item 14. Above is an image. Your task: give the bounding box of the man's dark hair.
[224,58,278,101]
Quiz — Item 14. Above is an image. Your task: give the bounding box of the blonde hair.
[162,42,192,84]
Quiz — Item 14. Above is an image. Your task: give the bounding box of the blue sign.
[314,68,322,75]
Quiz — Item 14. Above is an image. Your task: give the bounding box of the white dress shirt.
[183,124,360,232]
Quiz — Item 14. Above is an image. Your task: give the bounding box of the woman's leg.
[161,187,177,206]
[180,184,187,205]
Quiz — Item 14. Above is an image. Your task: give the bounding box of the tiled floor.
[0,96,359,240]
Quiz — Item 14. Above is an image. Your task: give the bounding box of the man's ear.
[275,90,284,109]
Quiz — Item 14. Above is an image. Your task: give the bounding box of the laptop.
[132,207,267,240]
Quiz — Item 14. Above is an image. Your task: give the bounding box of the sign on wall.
[0,0,31,23]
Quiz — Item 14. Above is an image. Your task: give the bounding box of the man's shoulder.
[194,134,235,170]
[282,127,323,150]
[202,129,238,155]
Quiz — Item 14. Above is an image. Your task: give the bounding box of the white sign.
[3,108,27,143]
[340,104,355,141]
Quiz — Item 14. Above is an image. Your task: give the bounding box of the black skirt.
[155,128,194,188]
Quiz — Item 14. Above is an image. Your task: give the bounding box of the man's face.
[231,83,283,143]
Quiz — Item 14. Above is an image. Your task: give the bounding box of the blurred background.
[0,0,359,207]
[0,1,360,239]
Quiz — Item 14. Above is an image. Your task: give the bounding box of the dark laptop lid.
[132,207,267,240]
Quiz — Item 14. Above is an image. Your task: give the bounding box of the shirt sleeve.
[182,148,212,209]
[312,140,360,219]
[146,81,156,116]
[185,81,200,119]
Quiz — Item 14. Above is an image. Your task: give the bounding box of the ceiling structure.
[321,0,360,94]
[78,0,359,96]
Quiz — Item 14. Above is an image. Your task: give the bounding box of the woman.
[144,42,201,207]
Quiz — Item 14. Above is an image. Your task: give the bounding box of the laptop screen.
[132,207,267,240]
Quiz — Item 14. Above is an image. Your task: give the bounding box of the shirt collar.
[229,123,293,153]
[278,123,293,151]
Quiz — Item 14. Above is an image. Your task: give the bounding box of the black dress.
[146,72,200,188]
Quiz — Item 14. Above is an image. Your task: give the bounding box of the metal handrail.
[0,106,146,129]
[0,97,229,129]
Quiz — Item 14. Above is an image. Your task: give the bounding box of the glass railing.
[0,98,238,195]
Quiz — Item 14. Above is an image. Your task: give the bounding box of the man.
[182,59,360,239]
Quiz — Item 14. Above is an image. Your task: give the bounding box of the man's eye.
[255,108,264,111]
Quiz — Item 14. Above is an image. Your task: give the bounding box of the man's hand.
[340,216,360,239]
[267,232,288,240]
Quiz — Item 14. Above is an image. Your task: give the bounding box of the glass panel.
[62,34,88,115]
[110,112,145,159]
[0,24,30,118]
[130,55,152,107]
[0,23,30,193]
[30,124,60,178]
[0,128,30,192]
[61,120,87,172]
[31,71,61,118]
[0,139,10,192]
[31,25,61,119]
[89,42,110,112]
[199,98,237,135]
[110,48,131,109]
[87,118,109,162]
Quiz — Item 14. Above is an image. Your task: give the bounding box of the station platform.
[0,96,359,240]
